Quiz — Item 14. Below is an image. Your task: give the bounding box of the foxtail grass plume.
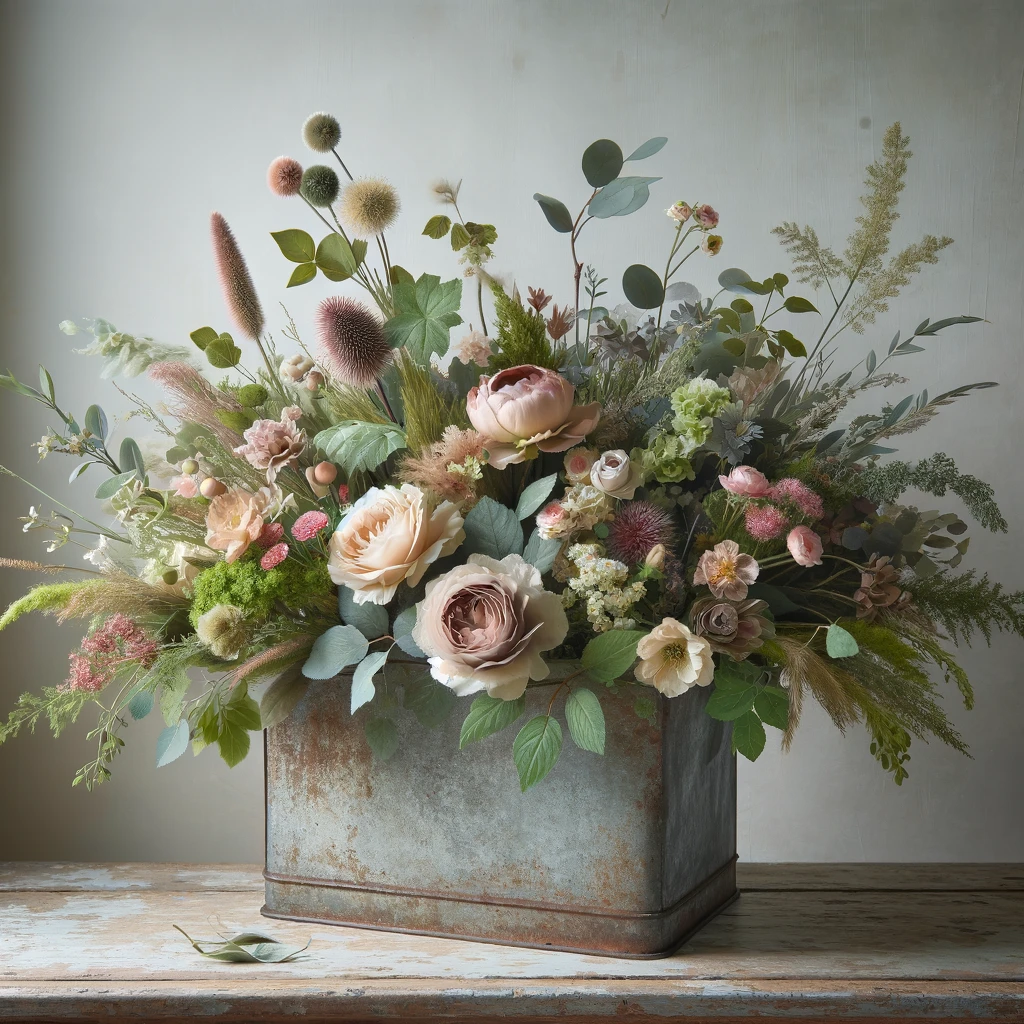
[267,156,303,197]
[303,112,341,153]
[316,296,392,387]
[210,213,265,341]
[300,165,340,207]
[340,178,400,235]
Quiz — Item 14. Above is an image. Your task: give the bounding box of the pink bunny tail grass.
[210,212,265,340]
[148,361,248,449]
[229,636,310,688]
[316,295,392,387]
[267,156,303,197]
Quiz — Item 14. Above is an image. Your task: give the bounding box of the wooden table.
[0,862,1021,1022]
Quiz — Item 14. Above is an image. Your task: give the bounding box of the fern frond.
[489,286,560,371]
[903,569,1024,646]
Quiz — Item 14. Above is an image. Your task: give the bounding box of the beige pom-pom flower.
[635,617,715,697]
[339,178,400,235]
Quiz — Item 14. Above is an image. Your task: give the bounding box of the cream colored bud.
[645,544,667,570]
[313,461,337,485]
[199,477,227,499]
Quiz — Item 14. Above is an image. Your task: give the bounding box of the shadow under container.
[263,661,737,958]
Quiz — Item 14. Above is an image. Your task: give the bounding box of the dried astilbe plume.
[340,178,400,236]
[302,112,341,153]
[300,165,340,208]
[316,297,392,387]
[399,426,487,508]
[210,213,265,340]
[267,156,303,197]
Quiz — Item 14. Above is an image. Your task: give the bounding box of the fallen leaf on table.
[173,925,310,962]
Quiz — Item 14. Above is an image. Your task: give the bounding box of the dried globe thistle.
[316,296,392,387]
[606,500,676,567]
[302,112,341,153]
[210,213,264,340]
[340,178,400,235]
[300,165,340,208]
[267,156,303,197]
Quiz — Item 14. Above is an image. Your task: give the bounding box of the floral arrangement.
[1,114,1021,792]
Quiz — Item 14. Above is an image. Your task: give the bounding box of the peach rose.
[719,465,770,497]
[787,525,823,567]
[635,617,715,697]
[327,484,464,605]
[590,450,642,500]
[466,364,601,470]
[412,553,569,700]
[205,487,268,563]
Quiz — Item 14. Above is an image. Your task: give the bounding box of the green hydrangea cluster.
[634,434,695,484]
[190,556,334,627]
[670,377,732,453]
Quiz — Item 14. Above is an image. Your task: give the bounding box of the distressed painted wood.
[0,864,1022,1022]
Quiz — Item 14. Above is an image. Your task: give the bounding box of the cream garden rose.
[328,484,464,605]
[412,553,569,700]
[634,617,715,697]
[590,450,642,500]
[205,486,268,563]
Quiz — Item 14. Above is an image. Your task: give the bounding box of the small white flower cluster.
[446,453,484,484]
[562,542,647,633]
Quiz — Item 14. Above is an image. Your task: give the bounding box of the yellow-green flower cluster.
[634,434,696,484]
[670,377,733,453]
[562,542,647,633]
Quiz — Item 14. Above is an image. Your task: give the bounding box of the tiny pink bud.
[306,370,324,391]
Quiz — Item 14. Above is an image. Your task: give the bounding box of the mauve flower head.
[316,296,392,387]
[744,502,790,542]
[719,465,770,498]
[233,408,306,482]
[695,203,719,228]
[260,542,289,570]
[210,212,265,341]
[693,539,759,601]
[770,478,825,521]
[256,521,285,549]
[606,500,675,568]
[267,156,303,197]
[292,510,330,541]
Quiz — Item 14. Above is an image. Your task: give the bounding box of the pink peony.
[693,540,759,601]
[695,203,719,228]
[260,542,289,570]
[535,501,569,540]
[292,510,329,541]
[744,503,790,541]
[719,465,771,498]
[770,478,825,521]
[233,407,306,482]
[787,525,823,567]
[466,364,601,470]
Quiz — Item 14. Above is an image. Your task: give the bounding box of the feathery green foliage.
[0,581,93,631]
[906,569,1024,646]
[0,686,91,745]
[488,286,559,372]
[395,349,466,454]
[861,453,1007,532]
[771,223,845,288]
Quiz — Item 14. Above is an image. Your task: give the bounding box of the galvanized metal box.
[263,664,737,958]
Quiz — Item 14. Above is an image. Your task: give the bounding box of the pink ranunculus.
[695,203,719,229]
[787,525,823,567]
[172,475,199,498]
[466,364,601,470]
[719,465,771,498]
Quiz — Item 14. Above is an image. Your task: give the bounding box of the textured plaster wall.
[0,0,1021,862]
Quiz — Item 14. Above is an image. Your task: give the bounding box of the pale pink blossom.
[695,204,719,228]
[744,503,790,541]
[536,501,570,540]
[563,447,597,484]
[693,539,759,600]
[233,407,306,482]
[205,487,268,563]
[787,525,823,567]
[770,478,825,521]
[719,465,771,498]
[635,617,714,696]
[172,475,199,498]
[667,201,692,223]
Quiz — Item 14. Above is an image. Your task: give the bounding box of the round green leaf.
[826,623,860,659]
[422,215,452,239]
[270,229,316,264]
[622,264,665,310]
[625,137,668,161]
[533,194,574,233]
[783,295,819,314]
[302,624,369,680]
[582,139,624,188]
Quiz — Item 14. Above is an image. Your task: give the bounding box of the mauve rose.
[328,483,464,605]
[563,446,597,484]
[233,407,306,482]
[787,525,823,567]
[719,465,771,497]
[412,553,569,700]
[590,450,642,500]
[466,364,601,470]
[696,203,719,228]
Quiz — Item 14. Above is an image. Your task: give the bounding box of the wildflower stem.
[0,465,124,542]
[330,147,354,182]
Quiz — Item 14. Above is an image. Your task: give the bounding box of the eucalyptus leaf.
[523,528,561,573]
[582,139,624,188]
[393,606,425,657]
[339,587,389,640]
[622,264,665,310]
[84,404,108,441]
[565,687,605,755]
[119,437,145,479]
[826,623,860,659]
[95,470,137,500]
[351,649,389,713]
[516,473,558,520]
[587,176,660,219]
[260,666,309,730]
[532,193,574,233]
[174,925,310,964]
[463,496,523,559]
[403,674,457,729]
[302,624,369,680]
[625,136,668,161]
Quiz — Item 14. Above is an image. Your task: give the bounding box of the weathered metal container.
[262,662,737,958]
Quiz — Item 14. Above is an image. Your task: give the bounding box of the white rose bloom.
[590,450,643,500]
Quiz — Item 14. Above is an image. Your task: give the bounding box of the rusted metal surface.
[2,863,1024,1021]
[263,663,737,956]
